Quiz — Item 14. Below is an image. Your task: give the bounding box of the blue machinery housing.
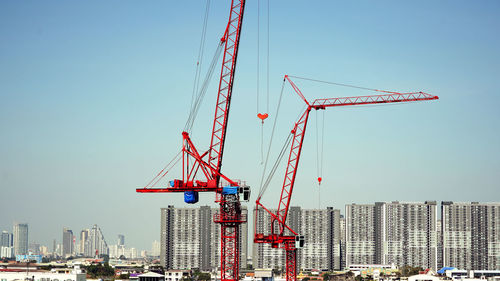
[183,185,250,204]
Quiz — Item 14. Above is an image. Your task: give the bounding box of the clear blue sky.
[1,0,499,252]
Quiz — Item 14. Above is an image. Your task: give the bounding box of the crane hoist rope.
[258,79,285,198]
[315,109,325,209]
[288,75,410,94]
[190,0,211,115]
[256,0,271,164]
[184,43,224,133]
[143,150,182,188]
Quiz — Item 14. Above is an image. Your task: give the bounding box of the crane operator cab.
[295,235,305,248]
[239,185,251,202]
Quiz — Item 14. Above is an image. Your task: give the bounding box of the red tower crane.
[254,75,439,281]
[137,1,248,281]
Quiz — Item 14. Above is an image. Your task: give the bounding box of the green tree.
[198,273,211,281]
[84,263,115,279]
[355,275,364,281]
[399,266,424,277]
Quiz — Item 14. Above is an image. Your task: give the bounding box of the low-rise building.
[165,270,190,281]
[0,266,86,281]
[138,272,165,281]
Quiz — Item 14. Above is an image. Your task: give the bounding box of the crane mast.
[137,1,247,281]
[255,75,438,281]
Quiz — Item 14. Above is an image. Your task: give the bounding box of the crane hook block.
[317,177,322,184]
[257,113,269,121]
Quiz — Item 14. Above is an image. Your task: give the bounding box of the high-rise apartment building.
[62,228,74,257]
[13,223,28,256]
[441,202,500,270]
[85,225,108,257]
[345,204,376,265]
[253,206,341,271]
[437,219,443,269]
[345,202,438,270]
[339,215,346,269]
[383,201,438,269]
[160,205,248,271]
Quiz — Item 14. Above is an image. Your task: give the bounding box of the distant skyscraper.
[62,228,74,257]
[441,202,500,270]
[80,229,89,255]
[160,205,248,271]
[85,225,109,257]
[151,240,160,257]
[1,231,13,247]
[28,242,41,255]
[40,245,49,255]
[13,223,28,256]
[117,234,125,246]
[1,231,14,258]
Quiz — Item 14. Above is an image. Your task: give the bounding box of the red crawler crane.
[137,1,248,281]
[254,75,439,281]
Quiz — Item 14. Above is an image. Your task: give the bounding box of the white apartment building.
[346,201,438,270]
[0,247,13,258]
[441,202,500,270]
[383,201,438,269]
[346,204,377,265]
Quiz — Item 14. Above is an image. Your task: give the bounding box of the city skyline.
[0,223,156,256]
[158,201,499,271]
[2,200,499,261]
[1,1,499,252]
